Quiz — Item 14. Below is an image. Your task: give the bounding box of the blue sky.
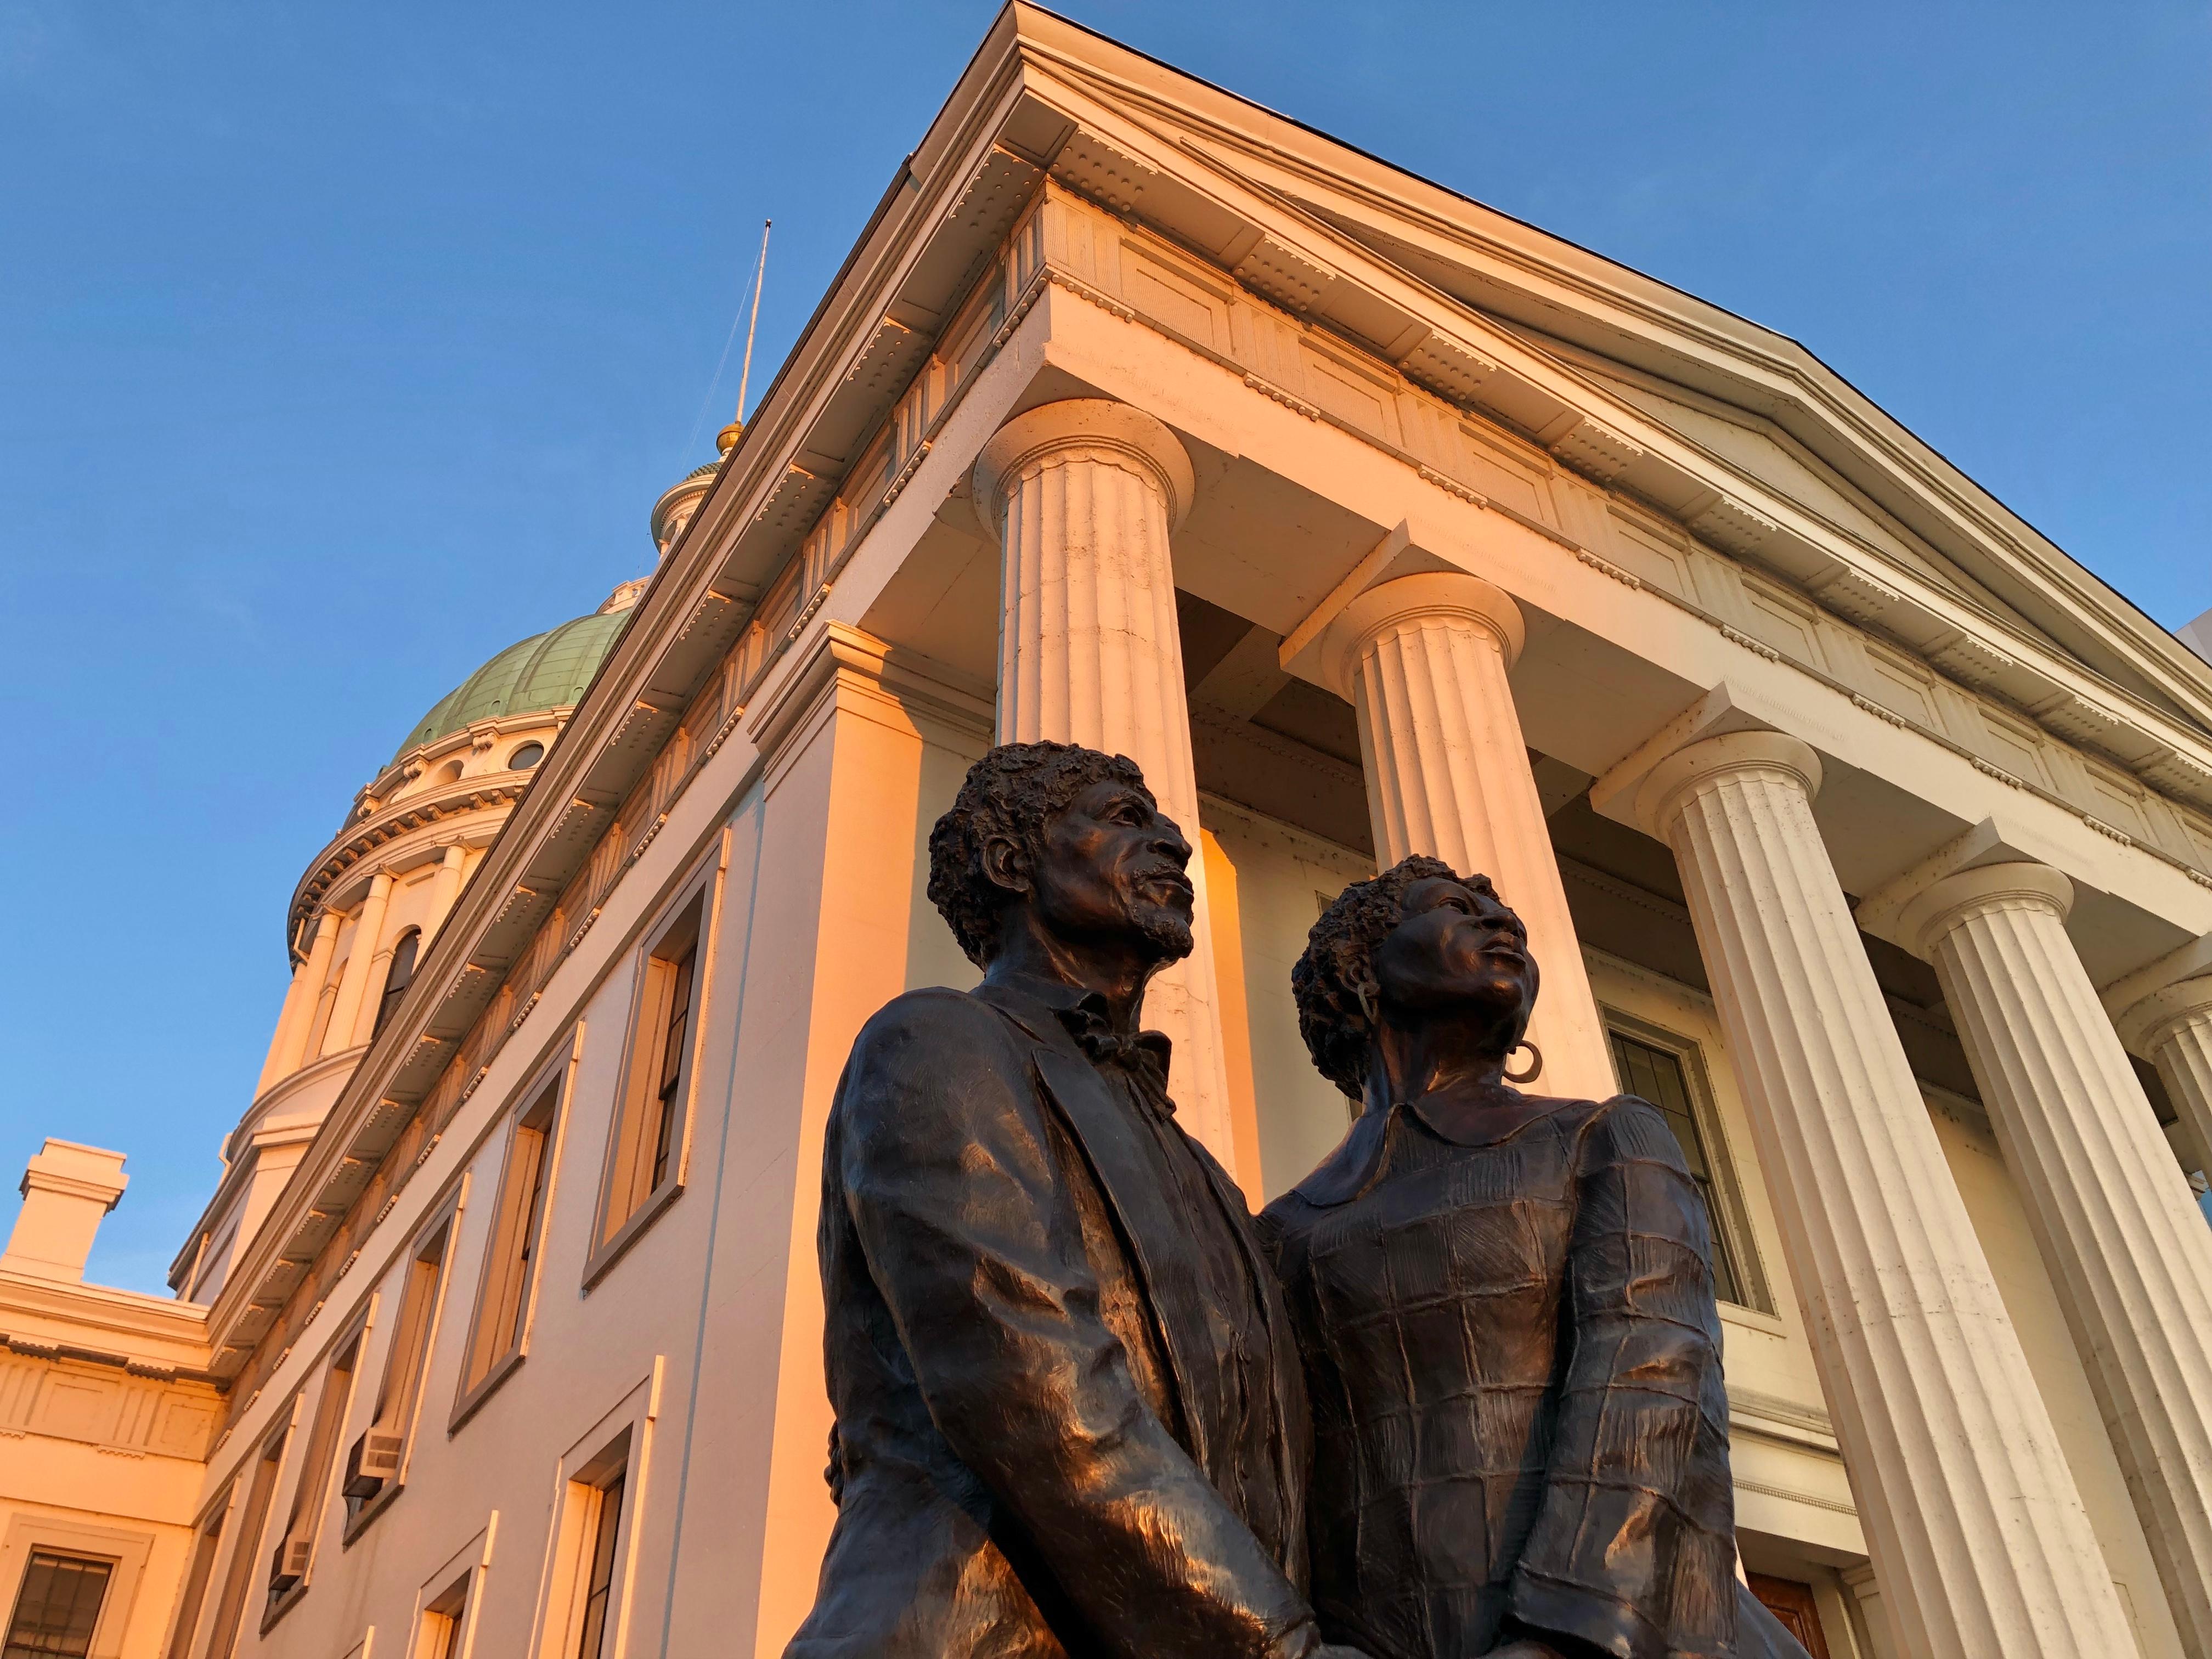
[4,1,2207,1292]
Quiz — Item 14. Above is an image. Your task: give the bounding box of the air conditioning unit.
[341,1430,404,1500]
[268,1537,312,1596]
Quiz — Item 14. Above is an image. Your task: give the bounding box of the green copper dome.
[391,608,630,763]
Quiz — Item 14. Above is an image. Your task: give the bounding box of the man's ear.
[979,833,1031,895]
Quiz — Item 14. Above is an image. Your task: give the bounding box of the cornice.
[0,1268,213,1378]
[288,774,530,944]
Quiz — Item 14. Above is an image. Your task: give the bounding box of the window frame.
[1600,1005,1773,1315]
[408,1520,493,1659]
[412,1573,471,1659]
[342,1196,462,1543]
[527,1373,654,1659]
[200,1415,292,1659]
[162,1492,228,1659]
[584,864,721,1289]
[259,1315,368,1628]
[3,1550,114,1659]
[539,1434,635,1659]
[0,1514,160,1659]
[451,1034,581,1431]
[373,928,424,1040]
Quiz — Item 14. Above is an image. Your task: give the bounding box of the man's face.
[1026,777,1195,962]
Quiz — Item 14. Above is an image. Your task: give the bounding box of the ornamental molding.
[292,775,532,936]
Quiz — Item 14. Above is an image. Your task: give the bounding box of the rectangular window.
[202,1427,288,1659]
[344,1221,452,1526]
[4,1552,112,1659]
[1608,1027,1757,1309]
[455,1080,562,1418]
[539,1426,635,1659]
[594,901,704,1265]
[573,1470,625,1659]
[416,1574,470,1659]
[266,1329,362,1611]
[165,1503,227,1659]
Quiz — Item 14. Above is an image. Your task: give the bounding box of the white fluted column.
[2123,975,2212,1180]
[973,399,1236,1171]
[1631,732,2124,1658]
[422,844,470,945]
[259,907,342,1090]
[1315,572,1613,1099]
[1901,862,2212,1655]
[320,872,393,1058]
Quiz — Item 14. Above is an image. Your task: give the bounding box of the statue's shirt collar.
[1293,1087,1560,1207]
[982,968,1176,1117]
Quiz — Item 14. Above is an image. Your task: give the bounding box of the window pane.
[575,1471,625,1659]
[1609,1031,1746,1306]
[373,932,421,1039]
[650,947,697,1191]
[5,1553,112,1659]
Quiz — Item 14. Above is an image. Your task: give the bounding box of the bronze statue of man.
[788,742,1367,1659]
[1260,856,1812,1659]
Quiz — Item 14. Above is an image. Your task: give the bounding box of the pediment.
[997,4,2212,732]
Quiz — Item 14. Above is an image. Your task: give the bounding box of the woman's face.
[1370,876,1537,1039]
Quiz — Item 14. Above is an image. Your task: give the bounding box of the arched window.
[372,929,421,1039]
[436,759,465,785]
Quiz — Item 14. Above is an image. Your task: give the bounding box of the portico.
[891,141,2212,1651]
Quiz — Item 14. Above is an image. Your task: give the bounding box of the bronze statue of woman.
[1260,855,1812,1659]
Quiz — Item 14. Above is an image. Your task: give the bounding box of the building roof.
[391,608,630,761]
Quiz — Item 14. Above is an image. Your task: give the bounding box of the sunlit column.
[1316,571,1613,1100]
[2122,975,2212,1180]
[973,398,1236,1171]
[261,907,341,1090]
[1902,861,2212,1655]
[1627,730,2125,1658]
[422,844,470,945]
[321,871,393,1058]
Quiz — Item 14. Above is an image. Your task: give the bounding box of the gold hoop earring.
[1504,1041,1542,1085]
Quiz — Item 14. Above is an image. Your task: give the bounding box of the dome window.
[372,930,421,1040]
[507,742,546,770]
[437,759,465,785]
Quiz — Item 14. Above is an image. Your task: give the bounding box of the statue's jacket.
[1260,1091,1784,1659]
[786,973,1321,1659]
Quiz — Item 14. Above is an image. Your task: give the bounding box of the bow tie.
[1057,1011,1177,1117]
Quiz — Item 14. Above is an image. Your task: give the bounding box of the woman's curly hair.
[927,742,1152,967]
[1293,856,1526,1099]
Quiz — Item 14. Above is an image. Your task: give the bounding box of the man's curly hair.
[927,742,1152,967]
[1293,856,1526,1099]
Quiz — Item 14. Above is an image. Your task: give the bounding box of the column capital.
[1586,682,1817,836]
[1314,569,1525,693]
[1894,860,2073,956]
[972,398,1195,534]
[2118,973,2212,1054]
[1631,729,1822,839]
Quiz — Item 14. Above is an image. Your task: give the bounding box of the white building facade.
[10,9,2212,1658]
